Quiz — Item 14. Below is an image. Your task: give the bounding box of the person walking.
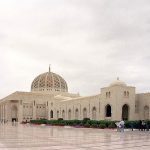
[115,122,121,132]
[119,120,125,132]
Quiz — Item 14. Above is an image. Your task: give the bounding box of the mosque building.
[0,67,150,123]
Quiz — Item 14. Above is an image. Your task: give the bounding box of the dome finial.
[49,64,51,72]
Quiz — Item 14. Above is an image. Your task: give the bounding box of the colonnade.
[0,104,6,123]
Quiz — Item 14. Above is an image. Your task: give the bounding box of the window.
[83,108,87,118]
[124,91,129,98]
[92,107,96,120]
[122,104,129,120]
[62,110,65,119]
[144,106,149,120]
[109,92,111,98]
[106,92,111,98]
[127,91,129,97]
[105,104,111,117]
[57,111,59,119]
[75,109,79,120]
[124,91,126,97]
[68,109,71,120]
[50,110,53,118]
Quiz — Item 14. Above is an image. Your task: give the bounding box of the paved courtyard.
[0,124,150,150]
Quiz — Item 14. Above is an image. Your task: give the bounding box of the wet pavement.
[0,123,150,150]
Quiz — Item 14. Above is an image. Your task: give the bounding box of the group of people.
[116,119,149,132]
[138,120,149,131]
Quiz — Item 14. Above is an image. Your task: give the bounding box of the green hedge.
[30,119,150,129]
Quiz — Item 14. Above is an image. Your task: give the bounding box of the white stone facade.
[0,70,150,123]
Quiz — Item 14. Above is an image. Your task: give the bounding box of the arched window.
[57,111,59,119]
[92,107,96,120]
[127,91,129,97]
[75,108,79,120]
[122,104,129,120]
[109,92,111,98]
[105,104,111,117]
[62,110,65,120]
[50,110,53,118]
[124,91,126,97]
[83,108,87,119]
[68,109,71,120]
[144,106,149,120]
[106,92,111,98]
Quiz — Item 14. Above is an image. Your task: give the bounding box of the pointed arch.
[57,110,59,119]
[122,104,129,120]
[92,107,96,120]
[83,107,87,119]
[124,91,126,97]
[68,109,71,120]
[62,110,65,120]
[127,91,129,97]
[50,110,53,118]
[105,104,111,117]
[75,108,79,120]
[144,105,149,120]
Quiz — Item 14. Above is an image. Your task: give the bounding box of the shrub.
[30,119,149,130]
[72,120,82,126]
[58,118,63,121]
[99,124,106,129]
[91,123,98,128]
[84,122,90,128]
[30,119,47,124]
[83,118,90,124]
[108,122,116,128]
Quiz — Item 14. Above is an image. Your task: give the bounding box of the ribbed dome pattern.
[31,72,68,92]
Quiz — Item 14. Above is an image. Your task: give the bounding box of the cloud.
[1,0,150,98]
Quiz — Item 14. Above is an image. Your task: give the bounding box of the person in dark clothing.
[142,120,146,131]
[146,121,149,131]
[139,120,142,131]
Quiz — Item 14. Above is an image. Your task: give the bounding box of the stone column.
[4,104,5,122]
[5,103,8,122]
[48,102,50,120]
[1,105,2,121]
[2,105,4,122]
[33,101,36,120]
[18,102,23,123]
[0,105,1,121]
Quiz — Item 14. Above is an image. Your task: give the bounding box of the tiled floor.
[0,123,150,150]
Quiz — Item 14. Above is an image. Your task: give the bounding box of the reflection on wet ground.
[0,124,150,150]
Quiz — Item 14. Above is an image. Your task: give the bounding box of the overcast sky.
[0,0,150,98]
